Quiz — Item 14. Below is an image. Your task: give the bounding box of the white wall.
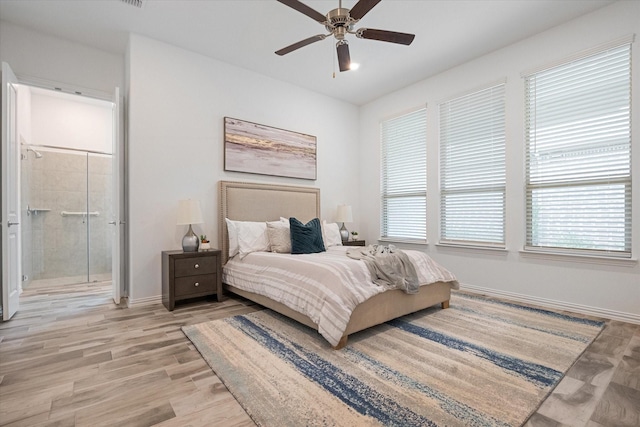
[30,89,113,153]
[16,85,32,146]
[0,23,121,156]
[127,34,360,303]
[0,21,123,96]
[358,1,640,322]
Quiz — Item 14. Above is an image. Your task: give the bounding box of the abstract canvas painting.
[224,117,317,180]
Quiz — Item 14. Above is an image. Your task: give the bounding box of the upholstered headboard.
[218,181,320,264]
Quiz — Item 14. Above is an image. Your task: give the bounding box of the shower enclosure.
[21,146,113,286]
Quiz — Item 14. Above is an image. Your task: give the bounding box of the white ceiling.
[0,0,613,105]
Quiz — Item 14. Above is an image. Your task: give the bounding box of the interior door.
[111,87,122,304]
[1,62,21,320]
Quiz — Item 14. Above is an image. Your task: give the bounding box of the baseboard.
[126,295,162,308]
[459,283,640,325]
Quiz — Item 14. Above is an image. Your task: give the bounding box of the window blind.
[380,108,427,241]
[525,43,631,257]
[439,83,506,246]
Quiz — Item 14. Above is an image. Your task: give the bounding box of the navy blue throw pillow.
[289,217,326,254]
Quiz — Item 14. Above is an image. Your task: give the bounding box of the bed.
[218,180,458,349]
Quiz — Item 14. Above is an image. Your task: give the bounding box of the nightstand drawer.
[174,274,216,297]
[174,257,216,277]
[343,240,366,246]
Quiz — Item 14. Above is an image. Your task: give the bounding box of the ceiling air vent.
[121,0,143,8]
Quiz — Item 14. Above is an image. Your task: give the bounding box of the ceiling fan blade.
[358,28,415,45]
[275,34,327,56]
[349,0,382,20]
[337,42,351,72]
[276,0,326,23]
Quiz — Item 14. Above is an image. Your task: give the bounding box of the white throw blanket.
[346,244,419,294]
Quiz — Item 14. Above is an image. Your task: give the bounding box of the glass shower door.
[22,148,113,287]
[88,153,113,283]
[48,150,88,284]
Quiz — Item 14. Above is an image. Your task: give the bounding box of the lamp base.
[339,222,349,242]
[182,224,200,252]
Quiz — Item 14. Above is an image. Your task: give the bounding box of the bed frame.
[218,180,451,349]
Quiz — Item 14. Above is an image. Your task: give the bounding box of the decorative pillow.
[235,220,270,258]
[290,217,325,254]
[322,220,343,247]
[225,218,239,258]
[267,220,291,253]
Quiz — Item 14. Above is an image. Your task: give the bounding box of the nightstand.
[343,240,366,246]
[162,249,222,311]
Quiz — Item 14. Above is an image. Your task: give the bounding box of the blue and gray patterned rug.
[183,291,604,426]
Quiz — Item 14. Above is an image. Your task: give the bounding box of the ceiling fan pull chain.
[333,42,336,78]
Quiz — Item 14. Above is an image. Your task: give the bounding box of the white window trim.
[520,34,635,78]
[519,249,637,267]
[436,242,508,255]
[379,237,429,246]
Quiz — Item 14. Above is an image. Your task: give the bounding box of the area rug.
[182,292,604,426]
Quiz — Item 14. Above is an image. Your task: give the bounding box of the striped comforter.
[222,246,458,346]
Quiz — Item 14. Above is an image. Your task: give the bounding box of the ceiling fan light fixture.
[349,62,360,70]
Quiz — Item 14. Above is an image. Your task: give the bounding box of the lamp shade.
[176,199,203,225]
[335,204,353,223]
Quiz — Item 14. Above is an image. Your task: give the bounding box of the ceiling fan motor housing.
[325,8,355,38]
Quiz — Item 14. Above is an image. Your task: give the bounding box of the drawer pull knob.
[194,282,199,287]
[194,263,200,269]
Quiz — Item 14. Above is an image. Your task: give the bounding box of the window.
[439,83,506,247]
[380,108,427,242]
[525,43,631,257]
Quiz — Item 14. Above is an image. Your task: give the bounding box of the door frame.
[7,73,127,305]
[1,62,21,320]
[111,87,125,304]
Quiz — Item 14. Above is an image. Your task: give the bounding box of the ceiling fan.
[275,0,415,72]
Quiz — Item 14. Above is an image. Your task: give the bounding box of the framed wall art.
[224,117,317,180]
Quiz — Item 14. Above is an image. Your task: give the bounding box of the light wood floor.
[0,282,638,426]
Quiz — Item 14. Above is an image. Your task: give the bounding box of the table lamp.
[177,199,203,252]
[336,204,353,242]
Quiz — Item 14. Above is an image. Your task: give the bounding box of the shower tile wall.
[27,150,112,282]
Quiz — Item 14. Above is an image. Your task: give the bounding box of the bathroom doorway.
[17,85,122,296]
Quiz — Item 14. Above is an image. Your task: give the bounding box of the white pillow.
[267,221,291,253]
[225,218,239,258]
[322,220,343,247]
[236,221,270,258]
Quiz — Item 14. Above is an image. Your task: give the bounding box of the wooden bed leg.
[441,300,450,309]
[333,335,348,350]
